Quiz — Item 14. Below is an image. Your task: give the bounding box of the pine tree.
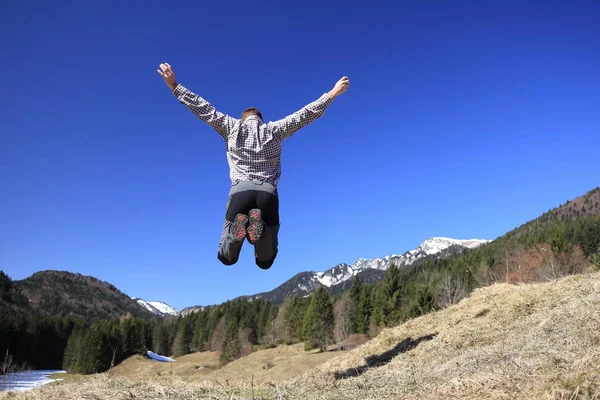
[79,326,102,374]
[370,263,404,327]
[404,284,436,320]
[283,297,309,343]
[191,311,209,352]
[382,263,401,304]
[349,277,362,332]
[256,301,271,342]
[62,327,84,372]
[172,316,194,357]
[121,319,136,356]
[64,324,106,374]
[108,322,124,367]
[369,285,386,330]
[350,276,362,304]
[143,320,154,351]
[302,287,335,352]
[152,323,168,355]
[220,317,241,364]
[241,301,258,345]
[355,285,372,334]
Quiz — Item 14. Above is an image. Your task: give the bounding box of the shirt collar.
[243,115,263,123]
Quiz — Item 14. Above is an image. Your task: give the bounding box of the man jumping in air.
[157,63,349,269]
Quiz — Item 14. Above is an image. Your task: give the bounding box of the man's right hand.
[328,76,350,100]
[157,62,178,91]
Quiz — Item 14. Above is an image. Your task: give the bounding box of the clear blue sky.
[1,1,599,310]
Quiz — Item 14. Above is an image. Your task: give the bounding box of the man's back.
[172,84,333,186]
[225,115,284,185]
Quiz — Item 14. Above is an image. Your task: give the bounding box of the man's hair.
[241,107,263,121]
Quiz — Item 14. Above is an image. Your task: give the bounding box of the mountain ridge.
[180,237,490,312]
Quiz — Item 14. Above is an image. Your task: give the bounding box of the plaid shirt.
[173,84,333,186]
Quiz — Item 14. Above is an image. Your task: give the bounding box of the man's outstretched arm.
[268,76,350,139]
[157,62,238,138]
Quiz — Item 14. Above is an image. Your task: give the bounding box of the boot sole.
[231,214,248,242]
[247,209,263,244]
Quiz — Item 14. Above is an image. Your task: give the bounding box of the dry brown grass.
[285,271,600,399]
[203,343,344,385]
[0,374,275,400]
[3,272,600,399]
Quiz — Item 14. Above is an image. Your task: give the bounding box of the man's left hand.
[157,62,178,91]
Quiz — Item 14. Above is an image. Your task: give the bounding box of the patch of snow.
[148,301,179,316]
[134,298,159,314]
[315,272,333,287]
[0,370,66,392]
[146,351,176,362]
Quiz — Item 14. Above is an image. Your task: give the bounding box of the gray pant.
[217,180,280,269]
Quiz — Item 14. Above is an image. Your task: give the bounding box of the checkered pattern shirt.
[173,84,333,186]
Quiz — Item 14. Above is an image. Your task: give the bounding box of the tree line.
[1,215,599,375]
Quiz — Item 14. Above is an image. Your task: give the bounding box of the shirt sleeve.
[173,84,239,138]
[267,93,333,139]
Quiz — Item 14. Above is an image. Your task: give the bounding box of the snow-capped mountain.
[133,298,179,317]
[312,237,490,288]
[235,237,490,304]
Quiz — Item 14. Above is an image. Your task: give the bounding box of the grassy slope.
[103,343,345,384]
[287,271,600,399]
[4,271,599,399]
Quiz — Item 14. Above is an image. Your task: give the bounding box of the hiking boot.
[247,208,264,244]
[230,214,249,242]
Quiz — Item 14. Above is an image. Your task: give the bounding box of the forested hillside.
[505,186,600,238]
[0,272,76,372]
[16,270,151,320]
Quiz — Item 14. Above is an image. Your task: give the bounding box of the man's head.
[241,107,263,122]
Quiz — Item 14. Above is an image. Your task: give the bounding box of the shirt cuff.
[173,84,187,98]
[320,92,334,105]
